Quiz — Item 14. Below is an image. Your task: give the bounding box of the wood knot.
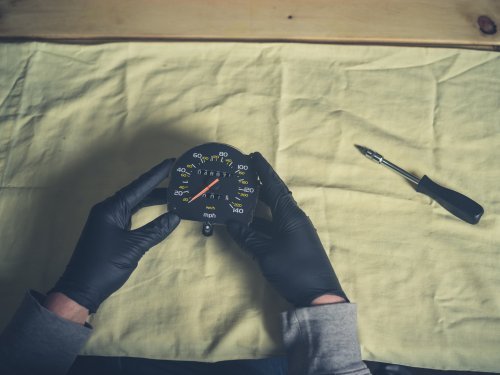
[477,15,497,35]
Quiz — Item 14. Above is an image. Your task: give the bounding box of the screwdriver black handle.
[416,175,484,224]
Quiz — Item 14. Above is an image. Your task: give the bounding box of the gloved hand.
[227,152,347,307]
[50,159,180,313]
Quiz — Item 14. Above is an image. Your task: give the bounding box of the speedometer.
[167,143,259,236]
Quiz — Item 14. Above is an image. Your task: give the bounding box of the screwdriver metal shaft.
[354,144,484,225]
[354,145,420,185]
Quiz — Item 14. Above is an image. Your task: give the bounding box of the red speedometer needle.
[188,178,220,203]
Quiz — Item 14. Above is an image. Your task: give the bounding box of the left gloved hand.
[50,159,180,313]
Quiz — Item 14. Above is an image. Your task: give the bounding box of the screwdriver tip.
[354,144,368,155]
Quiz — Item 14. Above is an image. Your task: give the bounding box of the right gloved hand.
[227,152,347,307]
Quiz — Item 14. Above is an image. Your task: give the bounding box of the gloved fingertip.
[249,152,266,165]
[225,219,241,230]
[164,212,181,231]
[155,158,176,175]
[162,157,176,163]
[161,158,176,173]
[141,212,181,246]
[225,219,246,237]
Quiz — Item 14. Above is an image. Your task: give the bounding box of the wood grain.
[0,0,499,49]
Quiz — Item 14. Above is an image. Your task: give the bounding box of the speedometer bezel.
[167,142,260,227]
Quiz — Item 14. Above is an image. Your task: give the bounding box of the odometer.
[167,143,259,236]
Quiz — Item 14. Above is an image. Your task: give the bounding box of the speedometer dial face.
[167,143,259,225]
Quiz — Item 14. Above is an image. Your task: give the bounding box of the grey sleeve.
[0,290,92,375]
[282,303,371,375]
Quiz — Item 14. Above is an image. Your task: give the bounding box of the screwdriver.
[354,145,484,225]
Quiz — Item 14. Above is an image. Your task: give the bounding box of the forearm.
[43,292,90,325]
[0,291,92,375]
[282,303,371,375]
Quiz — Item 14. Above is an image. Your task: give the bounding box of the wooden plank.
[0,0,499,50]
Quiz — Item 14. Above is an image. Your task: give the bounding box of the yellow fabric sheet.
[1,42,499,372]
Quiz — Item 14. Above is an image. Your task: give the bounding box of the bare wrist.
[310,294,346,306]
[43,292,89,325]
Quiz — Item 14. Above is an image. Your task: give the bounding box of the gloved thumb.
[226,220,270,257]
[132,212,181,250]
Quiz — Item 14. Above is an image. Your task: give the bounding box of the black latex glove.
[227,152,347,307]
[50,159,180,313]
